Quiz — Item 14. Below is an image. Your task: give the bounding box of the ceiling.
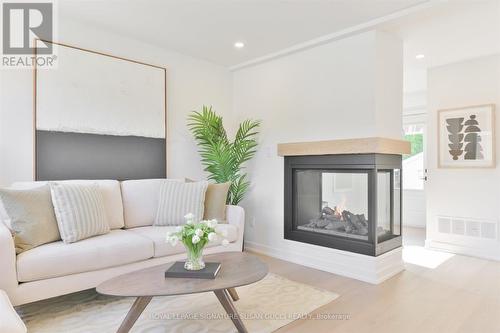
[383,0,500,92]
[59,0,500,93]
[59,0,427,67]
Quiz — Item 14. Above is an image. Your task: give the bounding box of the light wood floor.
[249,228,500,333]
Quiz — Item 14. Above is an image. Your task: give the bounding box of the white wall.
[232,30,403,274]
[426,55,500,259]
[0,18,233,186]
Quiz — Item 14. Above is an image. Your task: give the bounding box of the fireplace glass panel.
[377,171,391,242]
[295,170,370,241]
[393,169,401,236]
[377,170,402,243]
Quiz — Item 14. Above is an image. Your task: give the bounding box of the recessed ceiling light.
[234,41,245,49]
[415,54,425,60]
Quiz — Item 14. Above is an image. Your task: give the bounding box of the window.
[403,124,425,190]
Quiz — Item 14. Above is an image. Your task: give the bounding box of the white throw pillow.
[50,183,110,243]
[154,180,208,226]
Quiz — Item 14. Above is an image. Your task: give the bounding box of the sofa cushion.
[183,179,231,222]
[121,179,183,229]
[128,224,238,258]
[154,180,208,226]
[11,180,125,230]
[50,183,110,244]
[16,229,153,282]
[204,182,231,222]
[0,185,60,253]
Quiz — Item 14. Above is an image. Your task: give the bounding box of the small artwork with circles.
[439,105,495,168]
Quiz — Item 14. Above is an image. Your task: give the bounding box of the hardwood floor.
[248,228,500,333]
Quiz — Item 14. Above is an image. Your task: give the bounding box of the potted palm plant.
[188,106,260,205]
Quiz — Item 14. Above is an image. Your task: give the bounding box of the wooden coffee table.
[97,252,268,333]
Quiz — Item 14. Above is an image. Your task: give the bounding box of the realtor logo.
[2,2,53,54]
[1,1,56,68]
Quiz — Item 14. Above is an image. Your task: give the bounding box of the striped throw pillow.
[154,180,208,226]
[50,183,110,243]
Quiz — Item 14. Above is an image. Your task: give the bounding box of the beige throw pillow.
[0,185,60,254]
[204,182,231,223]
[50,183,110,244]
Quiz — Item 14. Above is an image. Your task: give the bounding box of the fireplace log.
[342,211,369,235]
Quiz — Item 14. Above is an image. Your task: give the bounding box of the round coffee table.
[97,252,268,333]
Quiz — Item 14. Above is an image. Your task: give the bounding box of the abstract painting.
[438,105,495,168]
[34,40,167,180]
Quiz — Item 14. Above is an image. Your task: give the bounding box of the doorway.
[402,114,427,246]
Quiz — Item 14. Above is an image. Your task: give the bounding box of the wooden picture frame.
[437,104,496,168]
[33,39,167,180]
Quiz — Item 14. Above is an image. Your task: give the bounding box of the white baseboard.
[425,239,500,261]
[404,224,426,229]
[245,240,404,284]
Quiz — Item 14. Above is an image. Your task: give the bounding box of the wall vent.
[481,222,497,239]
[437,217,451,234]
[465,220,481,237]
[437,216,497,240]
[452,219,465,235]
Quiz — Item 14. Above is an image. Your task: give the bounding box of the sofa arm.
[0,223,18,293]
[0,290,26,333]
[225,205,245,250]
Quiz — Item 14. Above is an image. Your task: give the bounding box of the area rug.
[17,273,338,333]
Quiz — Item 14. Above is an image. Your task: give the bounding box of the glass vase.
[184,245,205,270]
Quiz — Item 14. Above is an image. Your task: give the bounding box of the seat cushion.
[128,224,238,258]
[16,230,153,282]
[11,180,125,230]
[121,179,184,229]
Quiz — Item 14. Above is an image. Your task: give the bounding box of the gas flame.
[334,196,347,218]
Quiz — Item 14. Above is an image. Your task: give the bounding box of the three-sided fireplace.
[284,153,403,256]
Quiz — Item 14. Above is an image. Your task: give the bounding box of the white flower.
[175,226,183,232]
[169,235,179,247]
[195,229,203,237]
[165,232,172,242]
[221,239,229,247]
[184,213,195,224]
[208,232,217,242]
[201,220,212,228]
[219,229,228,238]
[192,235,201,244]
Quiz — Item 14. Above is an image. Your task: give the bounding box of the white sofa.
[0,179,245,306]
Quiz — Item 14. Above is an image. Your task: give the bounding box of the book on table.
[165,262,221,279]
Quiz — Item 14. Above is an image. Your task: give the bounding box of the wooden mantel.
[277,137,411,156]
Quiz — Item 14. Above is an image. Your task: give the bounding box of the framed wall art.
[34,39,167,180]
[438,104,495,168]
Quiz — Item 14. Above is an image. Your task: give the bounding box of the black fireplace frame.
[284,154,403,256]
